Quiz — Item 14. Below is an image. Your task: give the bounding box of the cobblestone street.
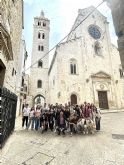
[1,112,124,165]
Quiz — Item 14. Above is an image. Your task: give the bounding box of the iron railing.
[0,87,17,148]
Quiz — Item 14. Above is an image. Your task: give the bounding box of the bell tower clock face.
[88,25,101,39]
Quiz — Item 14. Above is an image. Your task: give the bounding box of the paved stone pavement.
[1,112,124,165]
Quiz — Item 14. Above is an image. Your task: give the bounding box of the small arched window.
[38,22,41,26]
[37,80,42,88]
[38,45,40,51]
[38,45,44,51]
[38,61,43,68]
[38,32,41,39]
[42,33,45,39]
[43,22,46,26]
[12,68,14,76]
[70,59,77,74]
[41,46,44,51]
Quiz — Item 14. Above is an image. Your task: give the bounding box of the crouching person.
[56,110,67,135]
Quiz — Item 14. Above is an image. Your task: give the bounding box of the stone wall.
[0,0,23,93]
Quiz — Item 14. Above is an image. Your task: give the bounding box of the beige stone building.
[0,0,24,93]
[29,11,50,106]
[48,6,124,109]
[30,6,124,109]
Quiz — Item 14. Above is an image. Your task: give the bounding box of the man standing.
[22,104,30,128]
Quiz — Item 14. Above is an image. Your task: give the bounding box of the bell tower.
[30,11,50,105]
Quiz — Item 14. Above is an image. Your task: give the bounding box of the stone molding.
[91,71,111,79]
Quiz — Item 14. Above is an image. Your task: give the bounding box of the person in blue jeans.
[35,106,41,130]
[27,107,35,130]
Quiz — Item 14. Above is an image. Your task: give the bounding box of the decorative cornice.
[91,71,111,79]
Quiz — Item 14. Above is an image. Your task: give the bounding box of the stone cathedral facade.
[29,7,124,109]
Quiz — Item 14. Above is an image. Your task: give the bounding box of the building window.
[38,60,43,68]
[12,68,14,76]
[70,59,77,74]
[38,32,41,39]
[21,77,24,86]
[53,76,55,86]
[88,25,101,39]
[37,80,42,88]
[119,69,124,78]
[38,45,40,51]
[41,46,44,51]
[94,41,102,55]
[38,22,41,26]
[42,33,45,39]
[43,22,46,26]
[38,45,44,51]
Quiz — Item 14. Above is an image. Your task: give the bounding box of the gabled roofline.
[48,37,81,75]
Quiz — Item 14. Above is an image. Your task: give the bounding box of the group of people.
[22,102,101,135]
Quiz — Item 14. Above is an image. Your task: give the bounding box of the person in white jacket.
[22,104,30,128]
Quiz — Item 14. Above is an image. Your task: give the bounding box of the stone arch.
[70,92,78,105]
[34,94,45,105]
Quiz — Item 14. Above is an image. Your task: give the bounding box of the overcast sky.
[23,0,117,70]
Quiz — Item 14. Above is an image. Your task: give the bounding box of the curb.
[101,110,124,114]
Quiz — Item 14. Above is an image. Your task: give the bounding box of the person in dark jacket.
[74,105,80,118]
[40,110,48,133]
[48,109,55,131]
[64,106,70,131]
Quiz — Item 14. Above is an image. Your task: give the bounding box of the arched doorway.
[34,95,45,106]
[0,60,6,86]
[71,94,77,105]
